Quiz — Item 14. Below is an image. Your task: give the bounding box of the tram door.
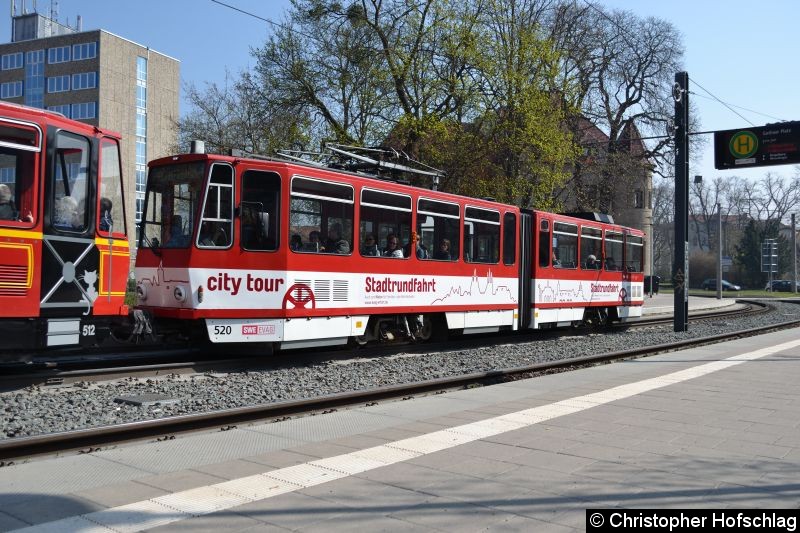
[40,129,100,343]
[518,210,532,329]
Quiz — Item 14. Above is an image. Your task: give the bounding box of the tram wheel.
[416,315,433,342]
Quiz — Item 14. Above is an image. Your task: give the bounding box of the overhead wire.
[688,91,788,124]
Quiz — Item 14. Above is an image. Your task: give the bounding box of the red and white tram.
[0,102,130,357]
[134,145,644,350]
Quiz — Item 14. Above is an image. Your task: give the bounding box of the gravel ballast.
[2,300,799,440]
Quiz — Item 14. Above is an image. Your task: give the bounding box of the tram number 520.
[214,325,232,335]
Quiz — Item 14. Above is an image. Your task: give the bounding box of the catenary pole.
[673,72,689,332]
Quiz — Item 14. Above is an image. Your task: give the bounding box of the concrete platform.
[641,293,739,316]
[2,328,800,531]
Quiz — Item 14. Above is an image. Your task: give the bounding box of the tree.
[466,0,578,208]
[734,219,791,288]
[250,0,396,145]
[178,72,309,155]
[552,4,684,216]
[651,179,673,278]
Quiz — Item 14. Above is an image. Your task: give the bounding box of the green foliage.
[179,0,677,214]
[734,219,789,288]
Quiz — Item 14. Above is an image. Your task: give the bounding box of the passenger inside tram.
[325,223,350,254]
[0,184,15,220]
[403,233,428,259]
[290,234,303,251]
[98,197,113,232]
[383,234,403,258]
[361,233,379,256]
[309,230,324,252]
[54,195,81,229]
[164,215,189,247]
[433,238,451,261]
[198,222,228,247]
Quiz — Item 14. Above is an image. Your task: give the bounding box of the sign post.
[762,239,778,290]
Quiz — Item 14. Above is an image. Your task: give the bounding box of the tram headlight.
[136,283,147,302]
[173,285,187,303]
[197,285,204,303]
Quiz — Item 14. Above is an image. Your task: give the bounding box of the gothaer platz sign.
[714,121,800,169]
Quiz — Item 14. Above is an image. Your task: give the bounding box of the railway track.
[1,299,795,462]
[0,300,765,391]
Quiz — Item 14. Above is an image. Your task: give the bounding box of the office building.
[0,8,179,252]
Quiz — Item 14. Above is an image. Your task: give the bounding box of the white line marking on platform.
[13,338,800,532]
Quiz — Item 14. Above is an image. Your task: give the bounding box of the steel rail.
[0,301,764,390]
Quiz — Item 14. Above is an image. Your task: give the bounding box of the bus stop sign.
[715,121,800,169]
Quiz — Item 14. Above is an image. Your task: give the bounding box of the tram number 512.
[214,325,232,335]
[82,324,96,337]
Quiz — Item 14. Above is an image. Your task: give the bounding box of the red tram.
[0,102,130,356]
[134,144,644,351]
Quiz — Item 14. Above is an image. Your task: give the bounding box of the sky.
[2,0,798,186]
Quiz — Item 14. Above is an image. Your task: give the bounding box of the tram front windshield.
[140,162,204,249]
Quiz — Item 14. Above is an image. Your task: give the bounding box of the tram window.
[361,188,411,258]
[417,198,459,262]
[289,176,353,255]
[605,231,623,271]
[502,212,516,265]
[141,161,204,249]
[0,124,39,226]
[197,163,234,249]
[580,226,602,269]
[240,170,280,251]
[464,206,499,264]
[0,122,39,226]
[553,221,577,268]
[52,131,90,233]
[539,219,551,267]
[625,234,644,272]
[97,138,126,238]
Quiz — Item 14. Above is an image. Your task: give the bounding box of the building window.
[72,42,97,61]
[47,46,70,64]
[135,168,146,194]
[24,50,44,108]
[135,197,144,224]
[47,75,70,93]
[136,109,146,137]
[1,52,23,70]
[47,104,71,117]
[137,56,147,82]
[71,102,96,120]
[634,189,644,209]
[1,81,23,99]
[136,138,146,165]
[136,85,146,109]
[71,72,96,90]
[0,167,15,183]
